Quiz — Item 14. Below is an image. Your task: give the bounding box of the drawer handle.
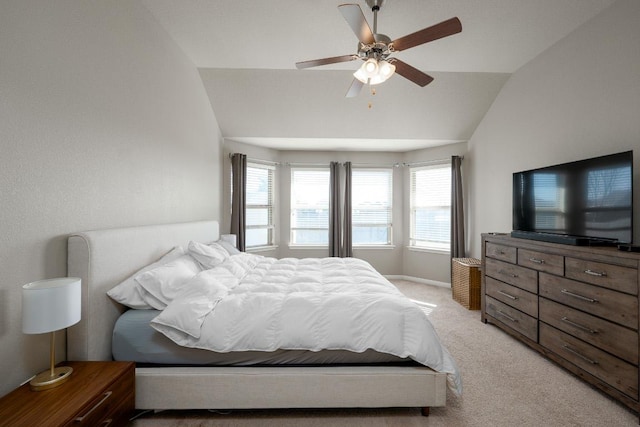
[529,258,545,264]
[560,289,598,304]
[562,344,599,365]
[561,316,598,334]
[498,270,518,278]
[497,290,518,300]
[74,391,112,422]
[496,310,517,323]
[583,269,607,277]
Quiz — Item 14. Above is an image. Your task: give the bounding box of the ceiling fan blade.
[295,54,356,69]
[345,78,364,98]
[338,4,375,45]
[393,59,434,87]
[391,17,462,52]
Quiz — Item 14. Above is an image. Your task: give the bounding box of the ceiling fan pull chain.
[368,86,376,109]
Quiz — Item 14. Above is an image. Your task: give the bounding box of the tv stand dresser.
[481,234,639,417]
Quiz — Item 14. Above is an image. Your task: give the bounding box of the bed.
[67,220,457,415]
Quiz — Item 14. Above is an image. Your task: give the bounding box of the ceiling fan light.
[353,67,369,84]
[363,58,378,77]
[378,60,395,78]
[353,59,395,86]
[368,74,385,85]
[368,61,395,85]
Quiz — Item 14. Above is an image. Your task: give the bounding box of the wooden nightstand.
[0,361,134,427]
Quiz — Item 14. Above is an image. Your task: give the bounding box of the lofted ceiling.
[141,0,616,151]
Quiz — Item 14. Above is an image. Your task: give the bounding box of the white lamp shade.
[22,277,81,334]
[220,234,237,248]
[353,66,370,84]
[378,60,395,78]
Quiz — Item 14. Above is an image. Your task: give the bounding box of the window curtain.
[230,153,247,252]
[329,161,342,257]
[342,161,353,257]
[451,155,465,258]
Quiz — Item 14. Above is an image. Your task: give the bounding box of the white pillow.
[107,246,184,309]
[188,240,229,269]
[134,254,201,309]
[150,269,233,339]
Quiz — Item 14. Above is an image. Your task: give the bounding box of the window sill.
[288,245,328,250]
[247,245,278,253]
[407,246,450,255]
[353,245,396,250]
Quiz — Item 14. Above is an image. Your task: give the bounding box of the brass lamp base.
[30,366,73,391]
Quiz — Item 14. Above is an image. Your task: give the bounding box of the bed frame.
[66,220,447,414]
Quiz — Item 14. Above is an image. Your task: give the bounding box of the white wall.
[468,0,640,258]
[0,1,223,396]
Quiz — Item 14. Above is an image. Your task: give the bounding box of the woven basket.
[452,258,482,310]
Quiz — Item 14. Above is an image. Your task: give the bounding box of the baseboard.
[385,275,451,289]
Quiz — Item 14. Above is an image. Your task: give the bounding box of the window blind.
[352,168,392,245]
[290,168,330,245]
[410,162,451,250]
[245,162,275,247]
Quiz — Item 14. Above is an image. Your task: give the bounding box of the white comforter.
[150,253,462,395]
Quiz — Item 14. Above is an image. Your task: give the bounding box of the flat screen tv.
[512,151,633,245]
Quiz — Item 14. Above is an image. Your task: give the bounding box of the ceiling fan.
[295,0,462,97]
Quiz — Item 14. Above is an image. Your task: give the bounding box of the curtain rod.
[404,156,463,167]
[282,162,329,168]
[284,162,402,168]
[228,153,279,166]
[228,154,463,168]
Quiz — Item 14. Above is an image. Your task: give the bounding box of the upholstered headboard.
[67,220,219,361]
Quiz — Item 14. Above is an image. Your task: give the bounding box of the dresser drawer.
[485,258,537,293]
[539,272,638,330]
[486,296,537,342]
[539,297,638,364]
[565,257,637,295]
[486,277,537,317]
[540,323,638,400]
[485,242,517,263]
[518,248,563,276]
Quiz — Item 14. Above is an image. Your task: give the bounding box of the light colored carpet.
[130,280,638,426]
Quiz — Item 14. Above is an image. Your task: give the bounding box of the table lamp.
[22,277,81,391]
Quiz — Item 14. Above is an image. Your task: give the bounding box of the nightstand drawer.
[486,295,537,342]
[68,365,134,426]
[540,323,638,400]
[0,361,134,427]
[485,277,537,317]
[485,258,537,293]
[539,297,638,364]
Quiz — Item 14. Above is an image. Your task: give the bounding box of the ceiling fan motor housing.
[365,0,385,12]
[357,33,392,62]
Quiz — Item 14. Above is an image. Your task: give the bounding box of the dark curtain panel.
[342,161,353,257]
[329,161,341,257]
[451,155,465,258]
[230,153,247,252]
